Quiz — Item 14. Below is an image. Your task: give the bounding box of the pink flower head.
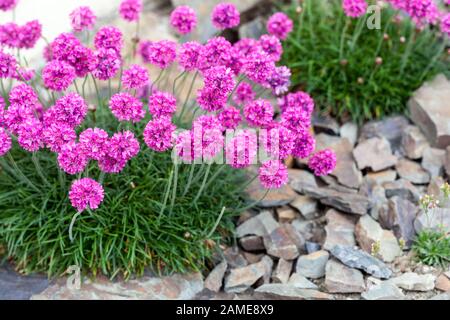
[94,26,124,53]
[202,66,236,95]
[139,40,177,69]
[259,159,289,189]
[262,124,296,160]
[58,142,89,175]
[109,93,145,123]
[308,148,337,176]
[0,127,12,156]
[93,48,121,80]
[279,91,315,115]
[292,129,316,159]
[233,82,255,105]
[0,0,17,11]
[234,38,260,58]
[42,60,76,92]
[0,23,20,49]
[259,34,283,62]
[42,123,77,153]
[9,83,38,106]
[98,153,127,174]
[18,20,42,49]
[148,91,177,118]
[192,115,224,160]
[441,13,450,36]
[0,50,16,78]
[267,12,293,40]
[226,129,257,168]
[70,6,96,32]
[170,5,197,34]
[79,127,109,160]
[243,50,276,85]
[68,45,98,77]
[218,106,242,130]
[244,99,274,128]
[342,0,368,18]
[69,178,104,212]
[144,117,176,152]
[4,103,34,134]
[175,130,195,162]
[197,87,227,112]
[387,0,407,10]
[198,36,232,71]
[45,93,88,128]
[226,46,244,75]
[50,33,82,62]
[0,96,5,127]
[178,41,202,71]
[281,106,311,134]
[267,66,291,96]
[405,0,436,25]
[13,67,35,82]
[211,3,240,30]
[108,130,140,161]
[119,0,143,22]
[122,64,149,89]
[17,118,44,152]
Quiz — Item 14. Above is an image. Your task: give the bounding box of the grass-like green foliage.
[281,0,450,123]
[0,109,247,279]
[413,229,450,268]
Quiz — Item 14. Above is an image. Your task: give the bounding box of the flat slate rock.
[254,284,332,300]
[359,116,410,152]
[0,263,49,300]
[330,245,393,279]
[361,282,405,300]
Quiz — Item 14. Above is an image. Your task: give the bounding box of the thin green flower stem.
[339,17,351,59]
[32,153,51,188]
[203,163,227,192]
[227,75,245,103]
[172,71,186,95]
[6,153,39,192]
[73,79,81,96]
[350,15,368,51]
[169,162,179,213]
[206,206,227,239]
[150,69,165,94]
[419,40,447,82]
[193,163,212,204]
[182,163,197,196]
[50,91,57,105]
[58,169,66,190]
[91,74,102,108]
[177,71,199,124]
[0,158,21,181]
[69,211,82,243]
[400,24,416,75]
[159,167,174,219]
[0,80,6,98]
[255,87,268,99]
[117,65,124,93]
[295,0,306,40]
[233,173,259,195]
[82,75,89,100]
[235,189,270,213]
[108,78,113,99]
[306,0,316,46]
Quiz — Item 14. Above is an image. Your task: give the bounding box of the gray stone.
[429,292,450,300]
[379,196,418,247]
[427,176,445,197]
[300,185,369,215]
[396,159,430,184]
[312,114,340,135]
[361,282,405,300]
[0,264,49,300]
[330,245,393,279]
[383,179,421,203]
[355,215,402,263]
[359,179,388,220]
[33,273,203,300]
[288,169,318,193]
[365,170,397,185]
[320,175,359,194]
[238,16,265,39]
[236,211,279,238]
[390,272,436,291]
[296,250,329,279]
[254,284,332,300]
[276,207,299,223]
[205,261,228,293]
[408,74,450,149]
[340,122,358,146]
[224,259,269,293]
[272,259,293,284]
[246,179,297,208]
[283,224,306,253]
[290,196,318,220]
[359,116,410,152]
[435,274,450,292]
[239,236,265,252]
[291,219,319,243]
[323,209,356,251]
[325,260,365,293]
[353,137,398,172]
[260,256,274,285]
[421,147,446,178]
[414,207,450,234]
[446,146,450,176]
[263,226,300,260]
[401,125,429,159]
[288,273,318,289]
[223,247,248,269]
[305,242,321,254]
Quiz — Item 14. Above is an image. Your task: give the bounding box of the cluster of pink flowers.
[0,0,17,11]
[0,20,42,50]
[342,0,368,18]
[0,2,338,215]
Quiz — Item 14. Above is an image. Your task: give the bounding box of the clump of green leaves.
[413,230,450,268]
[0,132,246,279]
[281,0,450,123]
